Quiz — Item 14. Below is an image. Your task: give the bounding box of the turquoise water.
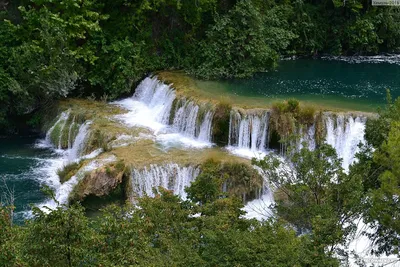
[2,57,400,223]
[0,136,57,223]
[195,58,400,111]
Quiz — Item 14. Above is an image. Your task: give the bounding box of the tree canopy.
[0,0,399,133]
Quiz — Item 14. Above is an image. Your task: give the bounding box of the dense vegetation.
[1,98,400,265]
[0,0,399,133]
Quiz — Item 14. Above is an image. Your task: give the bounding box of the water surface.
[0,136,58,223]
[195,58,400,111]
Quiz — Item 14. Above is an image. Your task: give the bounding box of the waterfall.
[298,124,316,151]
[198,111,214,142]
[325,114,366,171]
[45,111,70,148]
[131,164,200,200]
[133,77,176,125]
[67,122,91,162]
[172,100,199,137]
[67,116,76,149]
[228,110,269,151]
[114,76,214,144]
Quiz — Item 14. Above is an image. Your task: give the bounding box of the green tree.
[22,204,95,266]
[192,0,284,79]
[253,144,363,260]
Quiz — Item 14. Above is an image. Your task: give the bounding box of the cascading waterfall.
[67,122,91,162]
[45,110,70,147]
[172,100,199,137]
[227,109,367,171]
[115,76,214,143]
[133,77,176,125]
[67,116,76,149]
[131,164,200,200]
[297,124,316,151]
[228,110,269,151]
[325,114,366,171]
[198,111,214,142]
[31,114,97,213]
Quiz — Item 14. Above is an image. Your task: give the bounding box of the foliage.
[269,99,316,152]
[191,0,282,79]
[57,162,82,183]
[0,178,341,266]
[211,100,232,146]
[0,0,399,132]
[22,204,95,266]
[352,94,400,257]
[186,159,263,205]
[253,144,363,259]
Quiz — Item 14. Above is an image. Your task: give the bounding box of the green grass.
[57,161,83,183]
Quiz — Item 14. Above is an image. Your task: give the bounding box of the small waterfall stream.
[67,122,91,162]
[131,164,200,200]
[228,110,269,156]
[325,114,366,171]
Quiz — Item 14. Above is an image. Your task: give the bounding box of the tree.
[253,144,363,261]
[362,122,400,256]
[192,0,284,79]
[22,204,95,266]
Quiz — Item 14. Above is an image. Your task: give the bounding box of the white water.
[67,116,76,149]
[114,77,213,148]
[67,122,91,162]
[298,124,316,151]
[228,110,269,158]
[43,110,70,149]
[227,110,366,172]
[325,114,366,171]
[322,54,400,65]
[347,220,400,267]
[172,100,199,137]
[198,111,214,142]
[31,116,100,213]
[131,164,200,200]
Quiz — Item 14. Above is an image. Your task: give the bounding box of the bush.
[57,162,82,183]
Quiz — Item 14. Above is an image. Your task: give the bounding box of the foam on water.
[242,192,274,220]
[346,219,400,267]
[38,155,116,211]
[113,77,214,149]
[323,54,400,65]
[22,118,100,215]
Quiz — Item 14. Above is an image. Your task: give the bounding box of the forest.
[0,0,400,133]
[1,97,400,266]
[1,1,400,266]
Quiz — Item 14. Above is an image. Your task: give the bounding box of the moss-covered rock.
[57,161,84,183]
[69,160,127,203]
[212,101,232,146]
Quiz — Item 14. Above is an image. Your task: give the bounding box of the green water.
[195,58,400,111]
[2,58,399,223]
[0,136,57,223]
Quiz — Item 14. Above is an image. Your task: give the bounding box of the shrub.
[57,162,82,183]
